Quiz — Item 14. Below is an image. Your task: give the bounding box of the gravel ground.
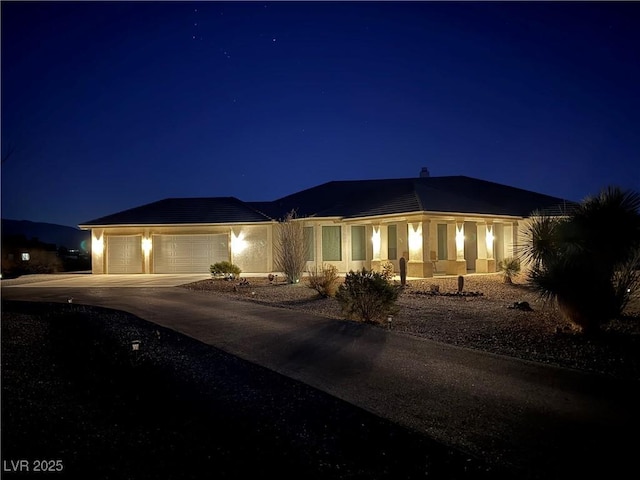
[182,273,640,381]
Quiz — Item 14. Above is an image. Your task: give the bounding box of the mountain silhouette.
[1,219,90,251]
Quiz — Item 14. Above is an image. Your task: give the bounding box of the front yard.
[183,273,640,381]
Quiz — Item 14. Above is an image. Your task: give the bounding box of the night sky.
[2,1,639,228]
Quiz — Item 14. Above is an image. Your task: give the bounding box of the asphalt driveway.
[2,275,639,479]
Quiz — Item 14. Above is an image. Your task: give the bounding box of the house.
[78,174,572,277]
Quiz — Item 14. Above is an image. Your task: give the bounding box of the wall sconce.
[231,230,247,254]
[92,235,104,254]
[408,224,422,255]
[455,224,465,259]
[371,226,381,257]
[485,226,494,257]
[142,237,152,254]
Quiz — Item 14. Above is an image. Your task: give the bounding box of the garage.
[107,235,143,273]
[153,234,228,273]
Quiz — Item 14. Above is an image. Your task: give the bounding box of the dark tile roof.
[80,197,272,226]
[257,176,574,219]
[80,176,574,226]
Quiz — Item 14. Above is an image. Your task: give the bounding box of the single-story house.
[78,173,572,277]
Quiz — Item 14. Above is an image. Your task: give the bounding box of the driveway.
[1,273,211,288]
[2,277,639,479]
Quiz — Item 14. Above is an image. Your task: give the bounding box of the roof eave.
[78,220,276,229]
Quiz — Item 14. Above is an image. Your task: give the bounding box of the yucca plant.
[523,187,640,333]
[498,257,521,284]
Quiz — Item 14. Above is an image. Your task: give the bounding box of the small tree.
[336,268,400,323]
[273,210,308,284]
[307,264,340,298]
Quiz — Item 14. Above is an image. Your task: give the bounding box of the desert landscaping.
[183,272,640,381]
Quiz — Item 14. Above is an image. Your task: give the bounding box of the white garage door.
[153,234,228,273]
[107,235,143,274]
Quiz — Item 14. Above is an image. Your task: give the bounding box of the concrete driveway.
[2,277,640,479]
[1,273,211,288]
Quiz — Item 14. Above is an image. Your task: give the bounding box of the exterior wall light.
[371,227,381,258]
[231,230,247,254]
[455,224,465,260]
[408,224,422,257]
[142,237,152,254]
[92,235,104,254]
[485,226,494,258]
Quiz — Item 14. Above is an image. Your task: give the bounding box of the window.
[387,225,397,260]
[303,226,314,261]
[437,224,448,260]
[322,226,342,261]
[351,226,366,261]
[21,252,30,261]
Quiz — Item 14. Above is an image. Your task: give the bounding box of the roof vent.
[419,167,430,178]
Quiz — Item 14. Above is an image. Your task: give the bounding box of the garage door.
[107,235,143,273]
[153,234,228,273]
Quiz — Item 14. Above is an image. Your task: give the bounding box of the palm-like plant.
[498,257,521,284]
[523,187,640,333]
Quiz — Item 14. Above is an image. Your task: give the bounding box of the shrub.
[498,257,521,284]
[336,268,400,323]
[380,260,394,281]
[273,210,308,283]
[307,264,340,298]
[523,187,640,333]
[210,261,241,277]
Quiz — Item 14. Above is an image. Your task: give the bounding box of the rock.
[508,301,533,311]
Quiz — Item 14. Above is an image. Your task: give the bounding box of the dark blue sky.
[2,1,639,227]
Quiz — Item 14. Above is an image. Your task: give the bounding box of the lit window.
[21,252,30,261]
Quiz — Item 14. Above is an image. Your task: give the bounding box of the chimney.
[419,167,430,178]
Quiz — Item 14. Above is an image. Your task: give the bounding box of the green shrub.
[210,261,241,277]
[336,268,400,323]
[498,257,521,284]
[307,264,340,298]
